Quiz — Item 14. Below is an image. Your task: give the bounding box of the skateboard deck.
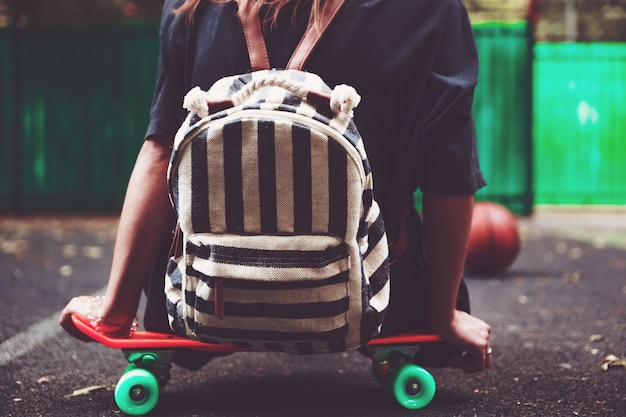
[71,315,444,415]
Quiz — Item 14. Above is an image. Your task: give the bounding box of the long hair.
[174,0,326,29]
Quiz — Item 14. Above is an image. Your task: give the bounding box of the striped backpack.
[164,0,390,354]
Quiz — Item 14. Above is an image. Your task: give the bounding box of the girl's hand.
[431,310,492,373]
[59,295,137,341]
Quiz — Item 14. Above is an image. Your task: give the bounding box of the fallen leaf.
[82,246,104,259]
[37,376,51,384]
[61,244,78,258]
[600,354,626,371]
[562,270,584,283]
[59,265,74,277]
[555,242,567,254]
[588,334,607,343]
[585,346,601,355]
[0,239,31,260]
[568,247,584,259]
[64,385,109,399]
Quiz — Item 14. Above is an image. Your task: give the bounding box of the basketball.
[465,201,521,275]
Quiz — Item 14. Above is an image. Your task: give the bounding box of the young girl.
[60,0,492,373]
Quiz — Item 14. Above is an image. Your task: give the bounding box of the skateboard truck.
[368,345,422,383]
[123,350,174,389]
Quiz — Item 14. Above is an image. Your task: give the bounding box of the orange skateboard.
[71,315,444,415]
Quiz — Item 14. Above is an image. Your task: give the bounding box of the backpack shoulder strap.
[239,0,346,71]
[239,1,271,71]
[287,0,345,70]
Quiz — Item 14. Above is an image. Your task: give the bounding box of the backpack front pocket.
[182,233,352,351]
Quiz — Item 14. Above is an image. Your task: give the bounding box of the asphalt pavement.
[0,209,625,417]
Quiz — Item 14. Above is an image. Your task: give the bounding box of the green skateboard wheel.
[114,368,160,416]
[391,364,436,410]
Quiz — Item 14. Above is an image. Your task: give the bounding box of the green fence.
[472,22,533,214]
[1,24,159,212]
[4,23,625,213]
[533,43,626,205]
[2,22,535,214]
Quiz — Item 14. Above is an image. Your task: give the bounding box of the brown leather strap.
[287,0,346,70]
[239,0,345,71]
[239,1,271,71]
[168,222,183,259]
[214,278,225,319]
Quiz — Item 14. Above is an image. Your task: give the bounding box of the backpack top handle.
[239,0,346,71]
